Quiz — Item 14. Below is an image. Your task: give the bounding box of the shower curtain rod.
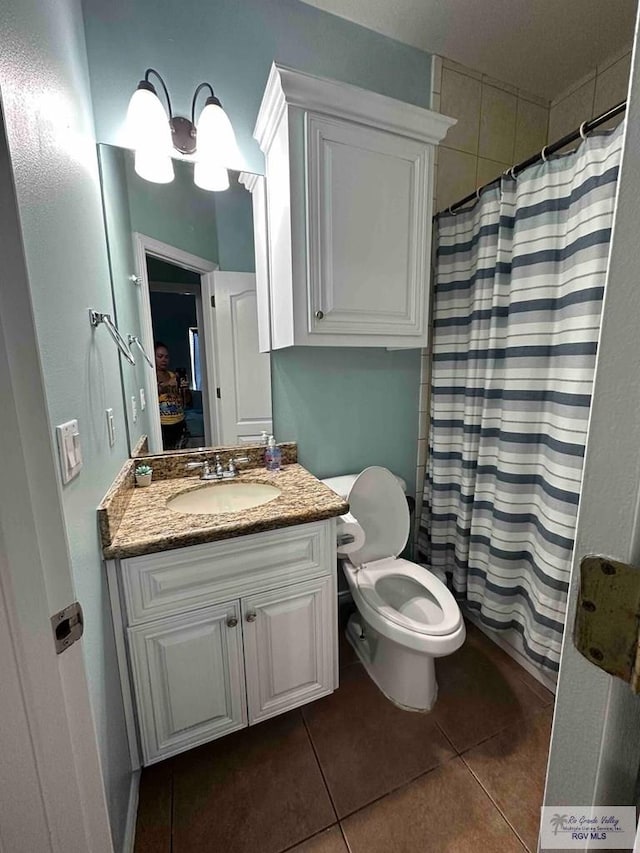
[441,99,627,216]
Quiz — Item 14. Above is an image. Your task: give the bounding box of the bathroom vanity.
[100,449,347,766]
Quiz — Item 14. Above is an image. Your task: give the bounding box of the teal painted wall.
[83,0,431,496]
[99,144,156,450]
[82,0,432,174]
[1,1,133,848]
[272,348,421,491]
[125,153,219,263]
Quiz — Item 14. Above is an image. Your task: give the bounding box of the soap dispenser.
[264,435,282,472]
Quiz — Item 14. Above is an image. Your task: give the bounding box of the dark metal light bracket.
[171,115,197,154]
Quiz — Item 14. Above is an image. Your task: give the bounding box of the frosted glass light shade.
[126,86,173,154]
[196,101,244,170]
[194,161,229,191]
[134,148,174,184]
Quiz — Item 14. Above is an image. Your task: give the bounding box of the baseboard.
[122,769,141,853]
[464,610,557,694]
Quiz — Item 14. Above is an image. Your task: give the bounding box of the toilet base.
[345,613,438,711]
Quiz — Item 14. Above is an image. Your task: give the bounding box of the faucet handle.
[185,461,204,471]
[213,454,224,477]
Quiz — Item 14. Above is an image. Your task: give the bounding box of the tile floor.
[134,619,554,853]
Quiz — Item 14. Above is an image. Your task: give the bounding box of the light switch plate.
[139,388,146,411]
[56,419,82,484]
[106,408,116,447]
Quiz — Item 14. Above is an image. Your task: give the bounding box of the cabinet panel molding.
[122,520,334,625]
[253,62,455,350]
[128,601,246,764]
[242,575,336,724]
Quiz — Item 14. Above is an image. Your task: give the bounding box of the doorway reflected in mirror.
[96,143,272,456]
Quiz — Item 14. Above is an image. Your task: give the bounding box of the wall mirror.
[97,144,272,456]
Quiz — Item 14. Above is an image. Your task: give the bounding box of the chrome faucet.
[185,454,250,480]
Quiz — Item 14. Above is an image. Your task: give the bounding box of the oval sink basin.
[167,482,282,515]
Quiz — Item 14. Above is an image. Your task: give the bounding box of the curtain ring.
[448,205,457,216]
[579,120,589,140]
[509,166,517,180]
[541,145,549,162]
[475,187,482,201]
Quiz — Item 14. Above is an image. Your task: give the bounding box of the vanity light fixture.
[126,69,243,190]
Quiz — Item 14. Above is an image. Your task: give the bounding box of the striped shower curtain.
[418,124,624,672]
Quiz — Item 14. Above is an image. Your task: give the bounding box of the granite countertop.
[101,463,348,560]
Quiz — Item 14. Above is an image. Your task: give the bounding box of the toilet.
[322,466,465,711]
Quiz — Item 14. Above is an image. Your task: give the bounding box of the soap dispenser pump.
[264,435,282,472]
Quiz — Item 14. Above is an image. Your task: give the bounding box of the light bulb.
[194,160,229,191]
[134,148,174,184]
[196,99,244,171]
[126,85,173,154]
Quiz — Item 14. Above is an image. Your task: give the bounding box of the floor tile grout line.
[433,718,459,754]
[278,824,342,853]
[460,753,534,852]
[301,711,341,823]
[338,821,354,853]
[335,752,460,823]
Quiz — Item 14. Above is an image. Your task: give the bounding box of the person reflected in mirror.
[155,341,188,450]
[175,366,193,410]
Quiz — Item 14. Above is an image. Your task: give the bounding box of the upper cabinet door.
[253,63,455,350]
[306,113,430,338]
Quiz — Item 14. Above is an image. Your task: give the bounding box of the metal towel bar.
[89,309,135,365]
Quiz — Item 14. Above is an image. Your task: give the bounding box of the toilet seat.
[344,467,462,641]
[355,557,462,637]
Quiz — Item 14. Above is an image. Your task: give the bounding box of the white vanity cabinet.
[107,519,337,765]
[253,63,455,350]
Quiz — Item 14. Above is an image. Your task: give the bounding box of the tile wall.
[548,44,632,143]
[431,56,550,214]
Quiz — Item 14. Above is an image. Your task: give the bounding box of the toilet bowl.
[322,466,465,711]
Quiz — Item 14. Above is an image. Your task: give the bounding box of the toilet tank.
[321,471,407,500]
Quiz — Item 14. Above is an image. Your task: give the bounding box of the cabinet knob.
[246,612,257,623]
[226,616,238,628]
[315,310,324,320]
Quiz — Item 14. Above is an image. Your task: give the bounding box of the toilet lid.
[346,466,410,566]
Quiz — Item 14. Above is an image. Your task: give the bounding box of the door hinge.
[216,387,221,399]
[210,295,215,308]
[51,601,84,655]
[574,555,640,691]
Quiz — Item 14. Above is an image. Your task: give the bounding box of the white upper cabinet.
[253,63,455,349]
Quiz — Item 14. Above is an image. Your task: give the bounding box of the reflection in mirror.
[97,145,272,456]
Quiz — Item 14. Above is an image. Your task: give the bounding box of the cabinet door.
[128,601,246,764]
[242,576,335,724]
[306,112,431,339]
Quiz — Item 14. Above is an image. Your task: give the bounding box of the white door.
[128,601,247,764]
[213,271,273,444]
[306,113,430,339]
[543,19,640,828]
[0,159,114,848]
[241,576,335,724]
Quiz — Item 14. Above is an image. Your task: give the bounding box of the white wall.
[0,0,132,847]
